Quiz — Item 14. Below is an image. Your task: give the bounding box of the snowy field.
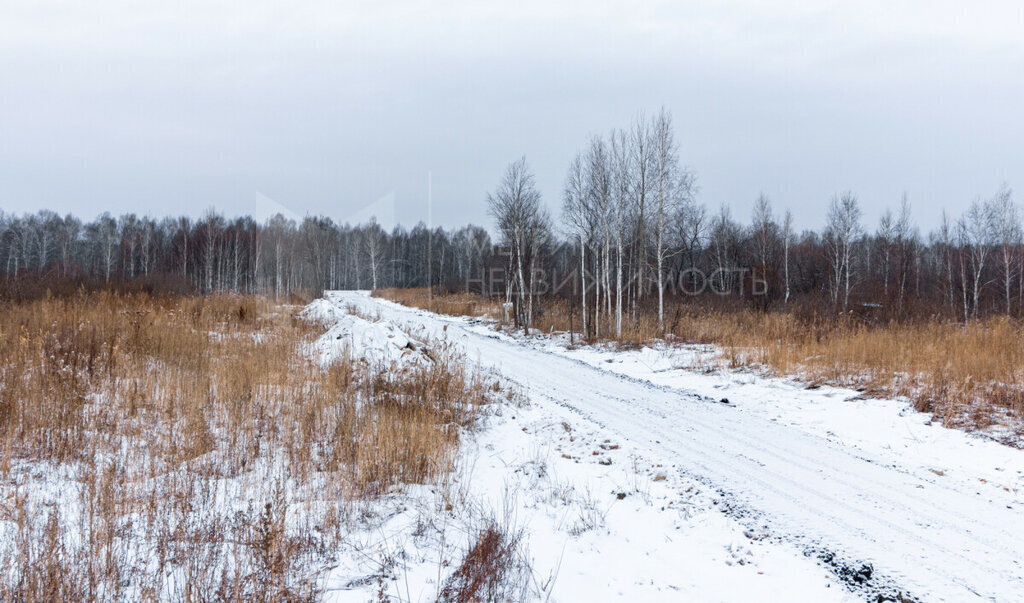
[319,291,1024,602]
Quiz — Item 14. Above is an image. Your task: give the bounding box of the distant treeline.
[2,185,1020,324]
[1,111,1020,320]
[0,210,493,301]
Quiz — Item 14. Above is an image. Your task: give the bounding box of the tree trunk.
[580,234,588,338]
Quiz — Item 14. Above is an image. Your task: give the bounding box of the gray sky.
[1,1,1022,233]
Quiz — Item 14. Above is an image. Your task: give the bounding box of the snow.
[306,292,851,601]
[322,385,850,602]
[10,290,1018,600]
[454,407,852,602]
[326,290,1024,602]
[553,341,1024,507]
[303,297,432,368]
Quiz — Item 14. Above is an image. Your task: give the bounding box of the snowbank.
[303,298,431,367]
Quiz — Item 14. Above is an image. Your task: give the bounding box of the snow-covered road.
[333,291,1024,601]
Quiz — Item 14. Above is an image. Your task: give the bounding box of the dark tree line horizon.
[3,190,1020,324]
[2,113,1020,325]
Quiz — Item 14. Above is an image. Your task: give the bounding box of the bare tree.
[960,198,996,319]
[936,210,954,315]
[825,192,862,311]
[651,108,689,332]
[488,157,543,334]
[60,214,81,276]
[525,207,553,328]
[250,221,263,293]
[97,213,118,283]
[629,113,653,310]
[585,137,614,336]
[35,210,61,272]
[877,209,895,299]
[361,218,386,290]
[710,205,741,294]
[782,209,793,304]
[178,216,191,279]
[675,197,706,292]
[16,216,36,275]
[990,185,1018,315]
[120,214,139,278]
[563,152,590,337]
[139,218,154,277]
[751,194,777,268]
[610,129,631,337]
[265,214,294,298]
[892,196,916,310]
[200,211,223,293]
[231,220,241,291]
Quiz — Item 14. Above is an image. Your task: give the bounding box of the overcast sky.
[1,1,1022,233]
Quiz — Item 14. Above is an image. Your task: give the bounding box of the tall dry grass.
[373,287,499,320]
[0,291,490,599]
[375,288,1024,438]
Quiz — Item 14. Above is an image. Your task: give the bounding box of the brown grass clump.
[377,288,1024,438]
[0,291,490,599]
[437,522,528,603]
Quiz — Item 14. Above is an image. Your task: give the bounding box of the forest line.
[2,109,1019,329]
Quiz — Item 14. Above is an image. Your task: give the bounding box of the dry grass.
[437,522,529,603]
[699,313,1024,435]
[376,288,1024,438]
[0,291,490,599]
[374,288,501,321]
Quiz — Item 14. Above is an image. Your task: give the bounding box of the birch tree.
[960,198,995,318]
[751,194,777,268]
[585,137,613,336]
[629,114,653,309]
[610,129,632,337]
[825,192,862,311]
[98,213,118,283]
[990,185,1018,315]
[877,209,895,299]
[488,157,543,334]
[782,209,793,304]
[892,196,915,310]
[651,109,690,331]
[710,206,741,294]
[362,219,386,290]
[563,152,591,337]
[60,215,81,276]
